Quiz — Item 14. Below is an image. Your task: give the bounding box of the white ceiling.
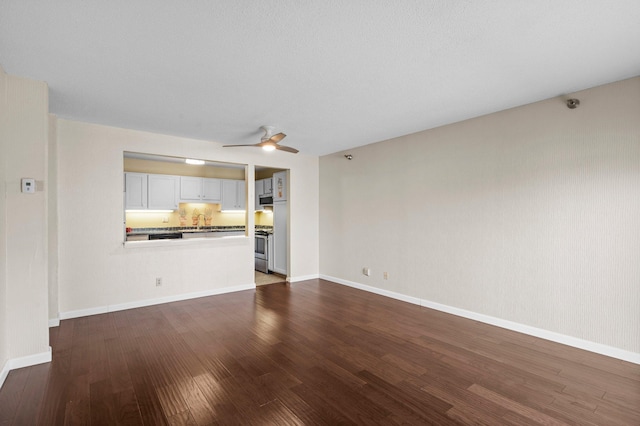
[1,1,639,156]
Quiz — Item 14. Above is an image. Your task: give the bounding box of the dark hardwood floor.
[1,279,638,425]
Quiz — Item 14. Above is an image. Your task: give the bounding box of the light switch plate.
[21,178,36,193]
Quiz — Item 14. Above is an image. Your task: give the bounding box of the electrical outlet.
[162,216,169,223]
[363,267,370,276]
[21,178,36,194]
[383,272,389,280]
[156,277,162,287]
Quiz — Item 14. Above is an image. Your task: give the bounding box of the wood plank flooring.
[1,279,638,425]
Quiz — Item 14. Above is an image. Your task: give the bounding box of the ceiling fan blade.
[275,144,299,154]
[223,143,260,148]
[268,133,286,143]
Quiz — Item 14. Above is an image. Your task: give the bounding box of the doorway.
[255,271,286,286]
[254,166,289,284]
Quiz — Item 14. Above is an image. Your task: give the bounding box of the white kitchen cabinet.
[273,171,287,202]
[125,172,147,209]
[126,173,179,210]
[255,180,264,211]
[148,174,179,210]
[237,181,246,210]
[221,179,246,211]
[262,178,273,195]
[180,177,221,203]
[180,176,202,201]
[202,178,222,202]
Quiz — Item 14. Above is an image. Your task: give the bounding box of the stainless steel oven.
[255,232,269,273]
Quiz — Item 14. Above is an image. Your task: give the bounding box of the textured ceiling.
[1,1,639,156]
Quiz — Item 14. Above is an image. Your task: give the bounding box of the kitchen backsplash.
[125,202,273,228]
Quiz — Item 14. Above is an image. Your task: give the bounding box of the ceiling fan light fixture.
[223,126,298,153]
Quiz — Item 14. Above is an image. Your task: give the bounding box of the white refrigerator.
[272,171,288,275]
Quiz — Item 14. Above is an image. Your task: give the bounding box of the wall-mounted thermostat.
[21,178,36,194]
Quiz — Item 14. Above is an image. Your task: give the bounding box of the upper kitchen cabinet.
[262,177,273,195]
[125,173,179,210]
[125,172,147,209]
[202,178,222,202]
[273,171,287,202]
[221,179,246,211]
[179,176,202,201]
[127,172,225,207]
[148,174,179,210]
[180,177,222,203]
[255,179,264,211]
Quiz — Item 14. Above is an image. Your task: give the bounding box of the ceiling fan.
[223,126,299,153]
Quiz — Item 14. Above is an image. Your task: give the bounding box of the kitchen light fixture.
[185,158,205,165]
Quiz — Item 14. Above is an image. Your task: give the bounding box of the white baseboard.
[0,362,8,390]
[59,305,108,320]
[288,274,320,283]
[320,275,422,306]
[321,275,640,365]
[60,283,255,320]
[48,318,60,328]
[0,347,52,390]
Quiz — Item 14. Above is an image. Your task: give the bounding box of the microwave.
[259,195,273,205]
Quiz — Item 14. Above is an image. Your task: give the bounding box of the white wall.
[0,68,50,376]
[0,68,8,374]
[320,77,640,356]
[56,120,319,316]
[48,115,59,324]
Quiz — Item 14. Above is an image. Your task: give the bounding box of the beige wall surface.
[56,119,319,315]
[0,69,50,363]
[47,115,59,323]
[0,68,7,370]
[320,77,640,354]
